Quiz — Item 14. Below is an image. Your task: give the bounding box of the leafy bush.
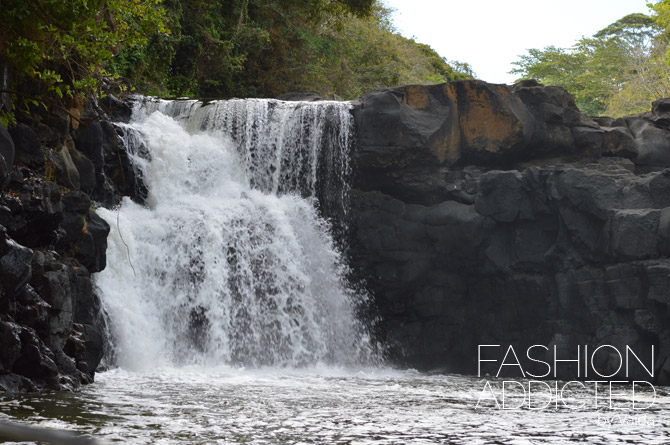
[1,0,167,122]
[511,8,670,117]
[112,0,473,99]
[2,0,472,119]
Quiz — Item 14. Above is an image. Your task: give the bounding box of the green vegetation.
[293,4,474,99]
[1,0,473,126]
[0,0,167,123]
[111,0,473,99]
[511,2,670,117]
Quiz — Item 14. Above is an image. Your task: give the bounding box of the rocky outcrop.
[0,91,152,393]
[0,98,120,391]
[5,78,670,390]
[350,80,670,383]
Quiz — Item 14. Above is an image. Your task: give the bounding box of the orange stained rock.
[458,82,524,155]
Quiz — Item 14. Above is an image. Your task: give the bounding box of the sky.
[383,0,653,84]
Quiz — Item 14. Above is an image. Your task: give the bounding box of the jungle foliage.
[0,0,473,126]
[511,2,670,117]
[110,0,473,99]
[0,0,166,124]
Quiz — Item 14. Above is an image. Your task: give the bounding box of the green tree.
[113,0,471,100]
[2,0,472,118]
[511,12,665,117]
[1,0,167,122]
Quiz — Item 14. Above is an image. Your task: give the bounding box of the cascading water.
[5,101,670,445]
[95,97,377,370]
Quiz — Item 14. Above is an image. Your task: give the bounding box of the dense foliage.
[111,0,472,99]
[511,2,670,117]
[0,0,472,126]
[0,0,166,125]
[294,4,474,99]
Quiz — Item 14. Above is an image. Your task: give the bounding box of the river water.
[0,368,669,444]
[2,98,670,444]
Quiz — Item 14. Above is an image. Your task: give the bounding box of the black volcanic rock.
[75,121,104,173]
[277,92,324,102]
[0,100,110,392]
[57,191,110,272]
[349,80,670,383]
[0,123,15,182]
[9,124,44,170]
[5,78,670,391]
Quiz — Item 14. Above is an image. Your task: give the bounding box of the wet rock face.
[92,120,148,207]
[9,124,44,170]
[0,120,107,393]
[0,95,151,393]
[352,162,670,382]
[0,124,15,185]
[350,80,670,383]
[58,191,110,273]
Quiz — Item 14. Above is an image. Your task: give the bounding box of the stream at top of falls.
[1,98,669,444]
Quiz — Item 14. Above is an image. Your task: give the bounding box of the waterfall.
[95,98,376,370]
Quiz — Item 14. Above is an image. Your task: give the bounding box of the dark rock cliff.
[350,80,670,383]
[4,79,670,390]
[0,98,136,392]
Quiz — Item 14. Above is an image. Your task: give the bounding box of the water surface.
[1,368,668,444]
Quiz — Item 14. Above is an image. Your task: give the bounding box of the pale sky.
[384,0,653,84]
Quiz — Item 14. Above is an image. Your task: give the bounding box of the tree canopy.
[0,0,472,126]
[511,5,670,117]
[0,0,166,124]
[111,0,472,99]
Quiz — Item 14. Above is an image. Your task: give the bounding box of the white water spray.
[95,98,376,370]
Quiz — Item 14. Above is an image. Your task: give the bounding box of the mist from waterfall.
[95,97,378,370]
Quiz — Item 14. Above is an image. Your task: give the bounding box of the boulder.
[628,119,670,167]
[651,98,670,127]
[0,373,36,393]
[354,81,536,167]
[15,285,51,341]
[0,321,22,372]
[0,122,15,168]
[77,210,110,272]
[607,209,661,260]
[75,121,104,172]
[601,126,637,159]
[456,81,534,162]
[45,145,80,191]
[65,323,104,381]
[475,170,524,222]
[645,261,670,305]
[0,227,33,298]
[100,94,132,123]
[2,173,63,248]
[68,147,96,194]
[56,191,109,273]
[40,265,75,351]
[572,126,603,155]
[57,191,90,248]
[11,326,59,389]
[93,121,148,206]
[9,123,44,169]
